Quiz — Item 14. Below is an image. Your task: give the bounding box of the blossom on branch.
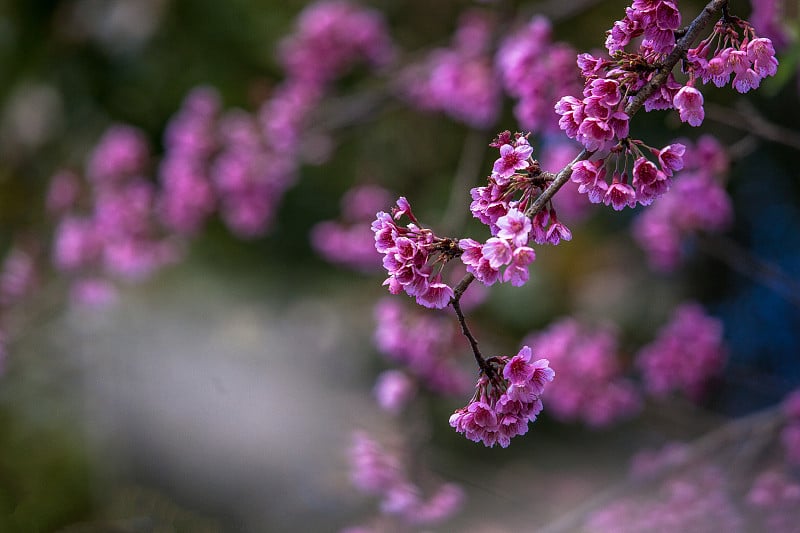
[372,198,458,309]
[449,346,554,448]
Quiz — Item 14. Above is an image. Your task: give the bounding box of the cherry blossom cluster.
[399,10,500,128]
[157,1,394,239]
[781,389,800,465]
[685,12,779,95]
[632,135,732,270]
[347,431,465,530]
[373,299,471,396]
[50,125,180,306]
[604,0,683,56]
[555,0,686,154]
[460,132,571,287]
[636,302,727,400]
[524,318,640,427]
[568,139,685,209]
[497,17,582,135]
[311,185,393,272]
[372,198,460,309]
[160,84,315,238]
[554,64,633,154]
[37,1,398,312]
[553,0,775,209]
[449,346,554,448]
[277,0,394,87]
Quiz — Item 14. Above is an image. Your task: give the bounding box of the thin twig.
[451,292,491,375]
[624,0,729,117]
[524,149,589,217]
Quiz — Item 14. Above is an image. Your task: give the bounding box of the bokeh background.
[1,0,799,531]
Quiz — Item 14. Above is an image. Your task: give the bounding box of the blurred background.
[0,0,799,531]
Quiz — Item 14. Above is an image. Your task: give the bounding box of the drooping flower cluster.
[496,16,582,134]
[373,198,459,309]
[347,431,465,529]
[449,346,554,448]
[686,15,779,95]
[632,135,732,270]
[604,0,682,56]
[399,10,500,128]
[569,140,685,209]
[554,71,632,154]
[312,185,393,272]
[373,299,471,395]
[554,0,774,211]
[555,0,685,154]
[462,132,572,287]
[636,302,727,400]
[524,318,640,427]
[553,4,693,210]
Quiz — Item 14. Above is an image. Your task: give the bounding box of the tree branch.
[451,290,492,376]
[449,0,732,360]
[624,0,728,117]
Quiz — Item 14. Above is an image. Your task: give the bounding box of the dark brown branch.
[624,0,729,117]
[524,149,589,218]
[449,0,731,370]
[451,289,492,375]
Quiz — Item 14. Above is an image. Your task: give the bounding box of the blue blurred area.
[717,147,800,411]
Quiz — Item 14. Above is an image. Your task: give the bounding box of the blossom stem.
[523,150,589,218]
[450,287,493,377]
